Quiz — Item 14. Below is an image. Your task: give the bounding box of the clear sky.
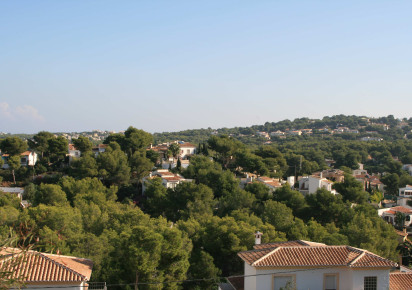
[1,1,411,133]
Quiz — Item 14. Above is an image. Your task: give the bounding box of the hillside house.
[142,169,192,193]
[379,206,412,227]
[0,247,97,290]
[397,186,412,207]
[298,175,337,195]
[67,144,81,162]
[238,239,397,290]
[1,151,38,169]
[92,144,107,156]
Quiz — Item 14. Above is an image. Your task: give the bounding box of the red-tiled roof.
[391,207,412,214]
[0,248,93,282]
[68,144,77,151]
[390,273,412,290]
[238,241,396,268]
[253,240,322,250]
[179,143,196,148]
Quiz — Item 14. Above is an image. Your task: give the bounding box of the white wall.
[245,266,390,290]
[351,269,390,290]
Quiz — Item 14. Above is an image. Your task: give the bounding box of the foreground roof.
[0,248,93,282]
[238,240,397,268]
[390,273,412,290]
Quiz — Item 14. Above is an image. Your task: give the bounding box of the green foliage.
[0,137,27,156]
[261,200,294,232]
[70,152,99,178]
[32,184,68,206]
[72,136,93,153]
[97,143,131,185]
[332,174,369,203]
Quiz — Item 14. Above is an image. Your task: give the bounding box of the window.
[364,276,377,290]
[324,274,338,290]
[273,275,295,290]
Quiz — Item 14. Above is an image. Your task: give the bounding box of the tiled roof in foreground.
[390,272,412,290]
[0,247,93,282]
[239,241,397,268]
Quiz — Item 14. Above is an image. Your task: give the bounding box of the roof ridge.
[38,252,88,281]
[252,247,280,266]
[348,249,366,266]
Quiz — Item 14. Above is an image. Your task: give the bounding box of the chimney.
[254,231,263,245]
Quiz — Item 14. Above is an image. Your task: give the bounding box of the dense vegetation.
[1,115,412,289]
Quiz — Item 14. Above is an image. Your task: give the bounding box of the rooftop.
[238,240,397,268]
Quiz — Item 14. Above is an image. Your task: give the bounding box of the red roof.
[390,273,412,290]
[0,248,93,282]
[179,142,196,148]
[391,206,412,214]
[238,241,396,268]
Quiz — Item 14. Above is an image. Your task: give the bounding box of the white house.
[179,142,197,158]
[238,239,397,290]
[67,144,81,162]
[397,185,412,206]
[142,169,192,193]
[379,206,412,227]
[1,151,38,169]
[298,175,337,195]
[0,247,96,290]
[92,144,107,156]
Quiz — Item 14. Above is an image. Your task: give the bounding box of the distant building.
[142,169,192,193]
[298,175,337,195]
[1,151,38,169]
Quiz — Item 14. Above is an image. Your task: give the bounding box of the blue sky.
[1,1,411,133]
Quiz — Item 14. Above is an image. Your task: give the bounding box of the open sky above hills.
[1,1,412,133]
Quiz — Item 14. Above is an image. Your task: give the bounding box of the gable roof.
[0,248,93,283]
[238,241,396,269]
[390,273,412,290]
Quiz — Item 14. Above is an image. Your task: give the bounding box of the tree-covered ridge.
[1,122,411,289]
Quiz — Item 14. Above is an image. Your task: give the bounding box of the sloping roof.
[253,240,325,250]
[238,241,396,269]
[179,142,196,148]
[391,206,412,214]
[390,273,412,290]
[0,248,93,282]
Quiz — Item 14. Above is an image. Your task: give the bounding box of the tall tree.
[28,131,54,158]
[0,137,27,156]
[72,136,93,153]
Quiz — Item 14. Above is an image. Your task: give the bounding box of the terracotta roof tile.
[0,248,93,282]
[391,207,412,214]
[390,273,412,290]
[239,242,396,268]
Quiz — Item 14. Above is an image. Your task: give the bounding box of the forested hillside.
[1,115,412,289]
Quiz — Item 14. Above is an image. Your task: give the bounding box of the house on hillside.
[68,144,81,163]
[397,186,412,207]
[298,175,337,195]
[92,144,107,156]
[179,142,197,158]
[237,238,397,290]
[379,206,412,227]
[0,247,101,289]
[256,176,282,192]
[142,169,192,193]
[1,151,38,169]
